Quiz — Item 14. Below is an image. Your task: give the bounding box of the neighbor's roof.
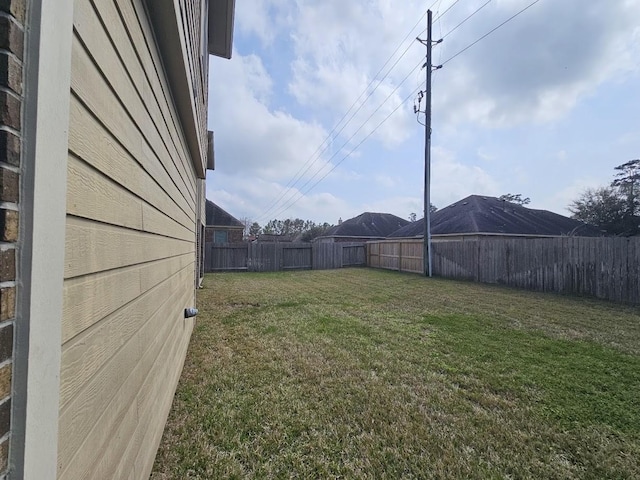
[323,212,409,238]
[388,195,602,238]
[205,200,244,228]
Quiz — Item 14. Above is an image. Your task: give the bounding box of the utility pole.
[417,10,441,277]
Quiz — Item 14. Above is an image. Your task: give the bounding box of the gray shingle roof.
[205,200,244,227]
[388,195,602,238]
[324,212,409,237]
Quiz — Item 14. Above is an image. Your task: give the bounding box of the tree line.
[243,218,334,242]
[569,159,640,236]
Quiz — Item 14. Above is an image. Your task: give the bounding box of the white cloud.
[287,0,426,147]
[206,172,350,224]
[207,0,640,226]
[234,0,292,46]
[435,0,640,127]
[209,53,332,181]
[477,147,497,162]
[431,147,501,207]
[537,177,604,216]
[373,174,398,189]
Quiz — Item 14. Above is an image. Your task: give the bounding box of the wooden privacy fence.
[367,237,640,304]
[205,242,366,272]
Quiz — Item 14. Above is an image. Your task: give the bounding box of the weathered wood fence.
[368,237,640,304]
[205,242,366,272]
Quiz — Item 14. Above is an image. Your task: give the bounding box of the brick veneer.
[0,0,25,475]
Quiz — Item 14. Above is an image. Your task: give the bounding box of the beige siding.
[59,0,204,477]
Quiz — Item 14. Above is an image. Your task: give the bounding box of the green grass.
[152,269,640,479]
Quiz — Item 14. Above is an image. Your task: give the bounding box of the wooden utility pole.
[418,10,438,277]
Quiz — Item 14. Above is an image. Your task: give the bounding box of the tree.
[568,159,640,236]
[569,187,626,235]
[262,220,276,235]
[430,203,438,214]
[409,213,417,222]
[499,193,530,205]
[249,222,261,237]
[300,222,332,242]
[260,218,334,240]
[612,159,640,234]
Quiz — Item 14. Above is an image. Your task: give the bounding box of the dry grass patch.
[152,269,640,479]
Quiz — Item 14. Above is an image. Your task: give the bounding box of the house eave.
[207,131,215,171]
[146,0,206,178]
[207,225,244,230]
[208,0,235,58]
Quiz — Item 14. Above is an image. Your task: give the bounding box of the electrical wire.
[264,59,425,221]
[255,2,441,223]
[416,0,465,38]
[441,0,492,39]
[441,0,543,66]
[265,0,545,221]
[268,87,422,220]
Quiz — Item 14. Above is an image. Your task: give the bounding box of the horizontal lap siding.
[59,1,200,478]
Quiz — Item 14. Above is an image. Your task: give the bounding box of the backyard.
[152,269,640,479]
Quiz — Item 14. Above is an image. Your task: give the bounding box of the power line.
[441,0,543,66]
[265,0,468,221]
[416,0,465,37]
[259,40,425,221]
[441,0,493,39]
[255,2,441,222]
[434,0,464,21]
[268,87,422,220]
[261,0,546,223]
[266,60,424,221]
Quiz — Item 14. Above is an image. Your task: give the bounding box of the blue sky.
[206,0,640,226]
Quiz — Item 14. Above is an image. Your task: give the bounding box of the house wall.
[0,0,26,474]
[315,236,386,244]
[58,1,205,478]
[206,225,243,243]
[9,0,74,476]
[197,179,206,284]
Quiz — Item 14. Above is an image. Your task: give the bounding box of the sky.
[206,0,640,226]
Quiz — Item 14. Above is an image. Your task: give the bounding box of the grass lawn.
[152,268,640,479]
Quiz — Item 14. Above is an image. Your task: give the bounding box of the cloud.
[431,147,501,207]
[287,0,426,147]
[234,0,292,46]
[373,174,398,189]
[208,53,332,181]
[208,0,640,227]
[435,0,640,127]
[206,172,350,224]
[538,177,605,215]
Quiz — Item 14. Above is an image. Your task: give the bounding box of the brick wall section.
[205,226,244,243]
[0,0,24,475]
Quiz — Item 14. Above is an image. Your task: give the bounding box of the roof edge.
[208,0,235,58]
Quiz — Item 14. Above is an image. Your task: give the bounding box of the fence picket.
[206,242,366,272]
[367,237,640,304]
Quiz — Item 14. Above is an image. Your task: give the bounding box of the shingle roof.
[324,212,409,238]
[388,195,602,238]
[205,200,244,227]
